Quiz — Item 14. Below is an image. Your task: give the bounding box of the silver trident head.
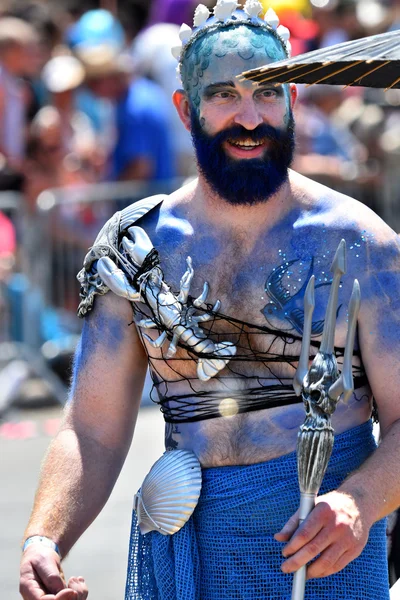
[293,239,361,404]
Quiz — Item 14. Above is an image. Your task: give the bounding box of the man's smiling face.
[180,25,297,205]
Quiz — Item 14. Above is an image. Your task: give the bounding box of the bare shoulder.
[291,174,400,429]
[162,177,198,209]
[291,170,398,245]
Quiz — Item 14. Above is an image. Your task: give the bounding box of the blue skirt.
[125,420,389,599]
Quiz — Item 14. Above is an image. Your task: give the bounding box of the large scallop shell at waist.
[134,450,202,536]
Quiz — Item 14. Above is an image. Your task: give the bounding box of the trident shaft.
[291,239,361,600]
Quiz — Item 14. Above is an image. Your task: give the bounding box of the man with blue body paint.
[20,2,400,599]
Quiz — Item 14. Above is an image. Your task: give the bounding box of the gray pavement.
[2,404,399,600]
[0,404,165,600]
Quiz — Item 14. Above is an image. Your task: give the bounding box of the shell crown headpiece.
[172,0,291,64]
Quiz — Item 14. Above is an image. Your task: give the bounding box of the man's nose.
[233,99,263,130]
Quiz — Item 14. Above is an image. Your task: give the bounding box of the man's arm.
[20,291,148,599]
[275,226,400,579]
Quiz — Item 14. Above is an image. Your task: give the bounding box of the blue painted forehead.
[180,21,288,105]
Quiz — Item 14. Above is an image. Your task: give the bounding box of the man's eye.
[258,89,277,98]
[214,91,234,99]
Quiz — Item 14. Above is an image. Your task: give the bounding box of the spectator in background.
[0,209,16,345]
[66,8,125,52]
[294,85,368,185]
[131,24,195,177]
[65,9,122,167]
[79,45,176,182]
[41,54,103,179]
[0,17,40,190]
[23,53,102,212]
[0,210,16,282]
[388,0,400,31]
[41,55,90,155]
[311,0,365,50]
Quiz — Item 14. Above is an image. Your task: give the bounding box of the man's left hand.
[274,491,371,579]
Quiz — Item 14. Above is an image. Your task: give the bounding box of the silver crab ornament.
[97,226,236,382]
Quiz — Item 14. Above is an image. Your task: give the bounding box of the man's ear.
[173,89,192,132]
[289,83,298,108]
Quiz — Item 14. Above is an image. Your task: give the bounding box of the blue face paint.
[180,23,294,205]
[181,24,287,112]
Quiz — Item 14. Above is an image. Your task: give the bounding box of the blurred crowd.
[0,0,400,320]
[0,0,398,309]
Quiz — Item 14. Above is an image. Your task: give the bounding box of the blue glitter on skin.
[261,256,333,335]
[370,270,400,314]
[69,312,127,399]
[290,231,321,261]
[156,215,194,251]
[70,321,91,399]
[96,312,127,353]
[196,235,222,262]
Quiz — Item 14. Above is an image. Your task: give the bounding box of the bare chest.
[130,214,371,466]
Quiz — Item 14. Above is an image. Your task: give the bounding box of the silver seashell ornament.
[171,43,183,60]
[193,4,211,28]
[277,25,290,42]
[214,0,239,22]
[264,7,280,29]
[134,450,202,535]
[244,0,263,18]
[179,23,193,44]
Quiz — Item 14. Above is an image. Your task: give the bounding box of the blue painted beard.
[190,110,296,206]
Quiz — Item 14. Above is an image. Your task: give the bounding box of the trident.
[291,239,361,600]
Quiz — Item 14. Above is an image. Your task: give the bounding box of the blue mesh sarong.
[125,420,389,599]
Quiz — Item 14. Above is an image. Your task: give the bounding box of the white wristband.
[23,535,61,556]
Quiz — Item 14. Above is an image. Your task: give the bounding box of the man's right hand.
[20,545,88,599]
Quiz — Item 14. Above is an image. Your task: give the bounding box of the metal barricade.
[0,191,22,345]
[28,179,185,406]
[0,192,67,415]
[34,179,184,313]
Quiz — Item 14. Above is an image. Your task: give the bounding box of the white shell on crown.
[264,7,280,29]
[285,40,292,56]
[214,0,239,22]
[171,43,183,59]
[277,25,290,42]
[193,4,211,28]
[179,23,193,43]
[244,0,263,18]
[134,450,202,536]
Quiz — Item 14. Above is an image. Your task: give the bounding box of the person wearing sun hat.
[19,2,399,599]
[77,43,176,182]
[39,53,96,163]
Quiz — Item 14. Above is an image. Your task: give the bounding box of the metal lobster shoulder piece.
[291,239,361,600]
[96,226,237,382]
